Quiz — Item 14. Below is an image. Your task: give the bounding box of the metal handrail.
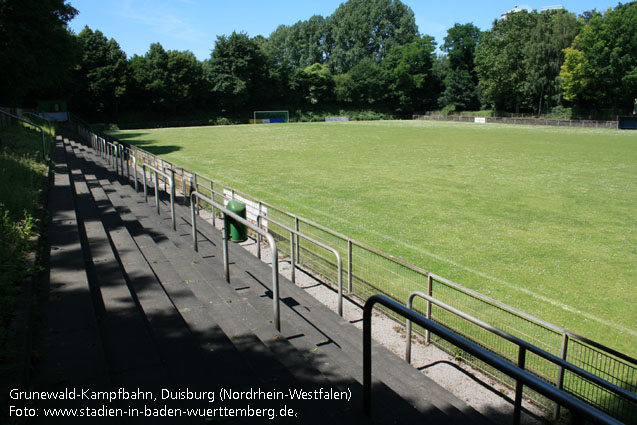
[0,109,47,159]
[142,163,176,230]
[404,291,637,423]
[256,214,344,317]
[190,191,281,331]
[363,295,622,425]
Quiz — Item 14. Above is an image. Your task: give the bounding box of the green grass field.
[111,120,636,356]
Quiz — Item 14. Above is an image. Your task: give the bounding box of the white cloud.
[117,1,204,43]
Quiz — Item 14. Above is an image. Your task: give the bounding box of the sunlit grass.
[111,120,637,356]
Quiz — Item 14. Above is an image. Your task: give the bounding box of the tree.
[335,59,388,105]
[439,23,481,110]
[71,26,128,118]
[523,10,579,114]
[128,43,207,115]
[128,43,170,113]
[289,63,334,106]
[475,11,537,112]
[0,0,78,105]
[560,3,637,111]
[165,50,207,112]
[438,69,479,111]
[326,0,418,73]
[442,23,481,73]
[265,16,327,70]
[206,32,272,114]
[384,35,438,111]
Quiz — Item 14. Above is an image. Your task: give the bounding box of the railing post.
[118,145,122,176]
[191,195,198,252]
[289,230,295,283]
[194,174,199,216]
[406,293,414,364]
[513,346,527,425]
[295,217,300,264]
[170,169,176,230]
[210,181,215,228]
[337,252,343,317]
[257,202,262,259]
[126,149,130,182]
[269,234,280,332]
[181,168,186,205]
[256,215,262,260]
[347,239,353,293]
[553,333,569,420]
[363,298,373,416]
[222,212,229,283]
[162,162,167,192]
[154,171,160,215]
[143,165,148,202]
[425,274,433,345]
[133,156,138,192]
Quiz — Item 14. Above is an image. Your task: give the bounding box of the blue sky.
[68,0,623,60]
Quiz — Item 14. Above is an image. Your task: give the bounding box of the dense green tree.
[335,59,388,105]
[265,16,327,70]
[560,2,637,110]
[127,43,206,115]
[438,69,479,111]
[383,35,437,111]
[164,50,207,111]
[442,23,481,73]
[438,23,481,110]
[128,43,169,112]
[326,0,418,73]
[71,26,128,117]
[289,63,334,106]
[475,11,537,112]
[0,0,78,105]
[206,32,272,114]
[524,10,579,114]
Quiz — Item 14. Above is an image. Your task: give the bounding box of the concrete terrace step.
[34,137,114,424]
[70,135,493,425]
[62,139,368,424]
[75,140,489,425]
[83,140,493,425]
[68,139,432,425]
[37,131,496,425]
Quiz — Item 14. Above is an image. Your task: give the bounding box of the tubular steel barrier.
[257,214,343,317]
[189,191,281,331]
[363,295,623,425]
[404,291,637,424]
[142,163,176,230]
[72,121,637,424]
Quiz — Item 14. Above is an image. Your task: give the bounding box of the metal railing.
[72,120,637,423]
[404,291,637,425]
[256,214,344,317]
[0,109,48,159]
[189,191,281,331]
[363,294,623,425]
[142,163,176,230]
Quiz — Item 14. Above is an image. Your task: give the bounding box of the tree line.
[1,0,635,123]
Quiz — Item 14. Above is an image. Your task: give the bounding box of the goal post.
[253,110,289,124]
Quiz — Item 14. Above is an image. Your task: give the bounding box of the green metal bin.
[225,200,247,242]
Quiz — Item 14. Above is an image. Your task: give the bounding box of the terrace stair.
[36,128,497,424]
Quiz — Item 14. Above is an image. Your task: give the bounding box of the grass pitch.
[112,121,636,356]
